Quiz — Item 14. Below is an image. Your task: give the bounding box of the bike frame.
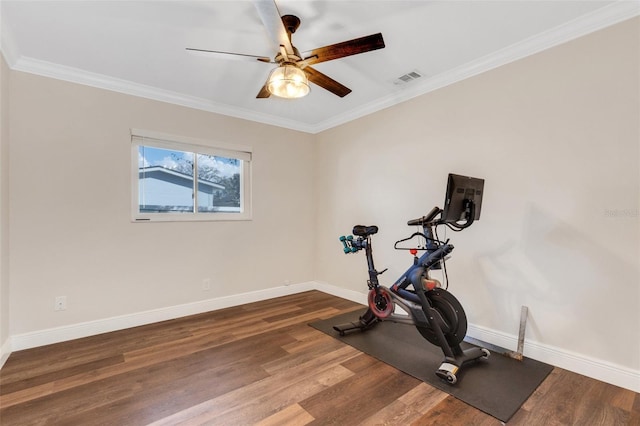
[358,224,460,356]
[335,206,489,384]
[360,221,450,316]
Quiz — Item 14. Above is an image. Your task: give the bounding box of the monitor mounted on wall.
[441,173,485,229]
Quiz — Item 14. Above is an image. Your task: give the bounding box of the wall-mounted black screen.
[441,174,484,225]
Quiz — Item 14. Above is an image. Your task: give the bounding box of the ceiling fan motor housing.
[188,1,385,99]
[282,14,301,34]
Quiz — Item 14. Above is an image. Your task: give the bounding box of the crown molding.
[0,5,19,68]
[2,1,638,134]
[9,56,317,133]
[310,0,640,133]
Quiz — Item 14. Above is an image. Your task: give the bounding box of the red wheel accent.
[368,288,394,318]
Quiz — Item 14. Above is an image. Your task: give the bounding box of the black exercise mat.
[310,310,553,422]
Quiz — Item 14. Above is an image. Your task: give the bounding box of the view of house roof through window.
[132,133,251,221]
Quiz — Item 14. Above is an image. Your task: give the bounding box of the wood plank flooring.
[1,291,638,425]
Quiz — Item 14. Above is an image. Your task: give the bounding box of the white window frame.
[131,129,252,222]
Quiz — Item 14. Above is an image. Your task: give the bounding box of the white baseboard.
[5,280,639,393]
[10,281,317,352]
[466,323,640,393]
[313,280,367,305]
[0,337,10,368]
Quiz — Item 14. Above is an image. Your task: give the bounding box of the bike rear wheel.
[417,289,467,347]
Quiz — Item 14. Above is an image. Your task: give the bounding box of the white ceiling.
[1,1,638,133]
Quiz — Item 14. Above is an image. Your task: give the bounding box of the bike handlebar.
[407,206,442,226]
[423,243,454,268]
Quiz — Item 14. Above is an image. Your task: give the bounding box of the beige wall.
[315,18,639,370]
[9,72,316,334]
[3,16,638,385]
[0,52,10,360]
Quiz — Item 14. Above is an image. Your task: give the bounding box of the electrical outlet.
[54,296,67,311]
[202,278,211,291]
[283,280,291,286]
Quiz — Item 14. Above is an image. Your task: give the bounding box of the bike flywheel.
[417,289,467,347]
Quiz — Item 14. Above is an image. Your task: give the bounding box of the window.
[131,129,251,221]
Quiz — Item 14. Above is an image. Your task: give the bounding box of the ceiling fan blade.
[186,48,273,63]
[252,0,295,57]
[256,83,271,98]
[304,66,352,98]
[302,33,385,66]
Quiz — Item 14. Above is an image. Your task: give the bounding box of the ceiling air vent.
[393,70,423,86]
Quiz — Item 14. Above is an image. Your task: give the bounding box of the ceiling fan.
[186,0,385,99]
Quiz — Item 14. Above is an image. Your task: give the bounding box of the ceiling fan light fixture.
[267,64,310,99]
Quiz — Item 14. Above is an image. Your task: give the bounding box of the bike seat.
[353,225,378,237]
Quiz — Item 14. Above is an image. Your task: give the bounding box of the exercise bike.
[334,174,489,384]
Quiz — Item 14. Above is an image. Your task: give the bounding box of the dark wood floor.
[1,291,638,425]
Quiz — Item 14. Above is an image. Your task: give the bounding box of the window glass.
[132,131,251,222]
[138,146,194,213]
[196,153,241,213]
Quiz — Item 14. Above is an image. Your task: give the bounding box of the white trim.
[10,281,316,352]
[5,281,640,393]
[10,57,317,133]
[466,323,640,393]
[313,280,367,305]
[309,1,640,133]
[3,2,638,134]
[0,5,18,68]
[0,337,11,368]
[131,129,252,160]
